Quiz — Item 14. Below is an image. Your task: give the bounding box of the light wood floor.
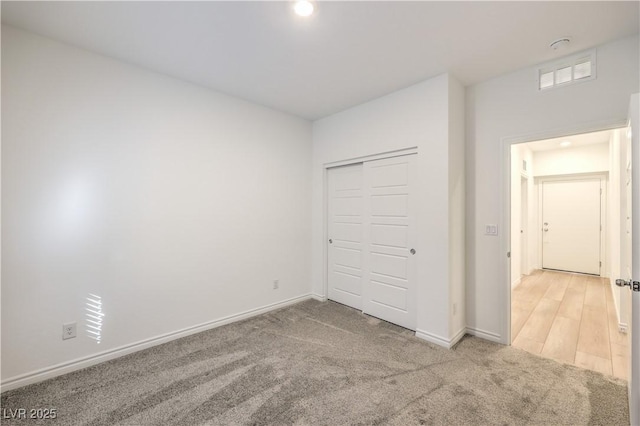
[512,269,629,379]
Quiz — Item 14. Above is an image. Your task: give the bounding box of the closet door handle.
[410,248,416,255]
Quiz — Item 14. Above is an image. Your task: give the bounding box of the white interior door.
[622,124,633,388]
[362,155,416,330]
[626,94,639,426]
[327,163,364,310]
[541,179,601,275]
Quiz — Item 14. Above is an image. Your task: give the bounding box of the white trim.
[511,276,522,290]
[534,171,609,180]
[502,119,627,147]
[324,147,417,169]
[501,133,512,345]
[415,329,449,347]
[415,327,466,349]
[1,294,312,392]
[465,327,502,343]
[311,293,327,302]
[322,165,329,303]
[450,327,467,348]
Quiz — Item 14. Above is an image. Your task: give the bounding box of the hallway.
[512,270,629,379]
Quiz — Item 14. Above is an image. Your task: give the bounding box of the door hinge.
[599,261,602,267]
[616,279,640,292]
[507,252,511,258]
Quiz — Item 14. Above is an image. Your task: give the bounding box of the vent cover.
[538,50,596,90]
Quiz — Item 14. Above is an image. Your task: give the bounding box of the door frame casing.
[520,174,529,276]
[501,118,627,346]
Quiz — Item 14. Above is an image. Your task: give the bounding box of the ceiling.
[525,129,614,152]
[2,1,638,120]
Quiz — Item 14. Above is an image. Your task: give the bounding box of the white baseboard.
[511,277,522,290]
[311,293,327,302]
[415,327,466,349]
[449,327,467,347]
[465,327,502,344]
[1,293,312,393]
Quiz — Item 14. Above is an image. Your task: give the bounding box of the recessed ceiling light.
[560,140,572,147]
[550,37,571,51]
[294,0,314,17]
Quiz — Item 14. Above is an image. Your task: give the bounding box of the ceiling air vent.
[538,50,596,91]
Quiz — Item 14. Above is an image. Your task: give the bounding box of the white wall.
[533,143,610,176]
[448,76,466,337]
[466,35,639,343]
[312,73,465,347]
[1,26,313,385]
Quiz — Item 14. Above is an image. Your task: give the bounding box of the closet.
[327,154,416,330]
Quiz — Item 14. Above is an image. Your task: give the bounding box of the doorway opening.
[509,126,631,379]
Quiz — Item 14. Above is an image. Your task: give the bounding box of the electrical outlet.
[485,224,498,236]
[63,322,77,340]
[273,280,279,290]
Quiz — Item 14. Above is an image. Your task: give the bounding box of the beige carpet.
[0,300,630,425]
